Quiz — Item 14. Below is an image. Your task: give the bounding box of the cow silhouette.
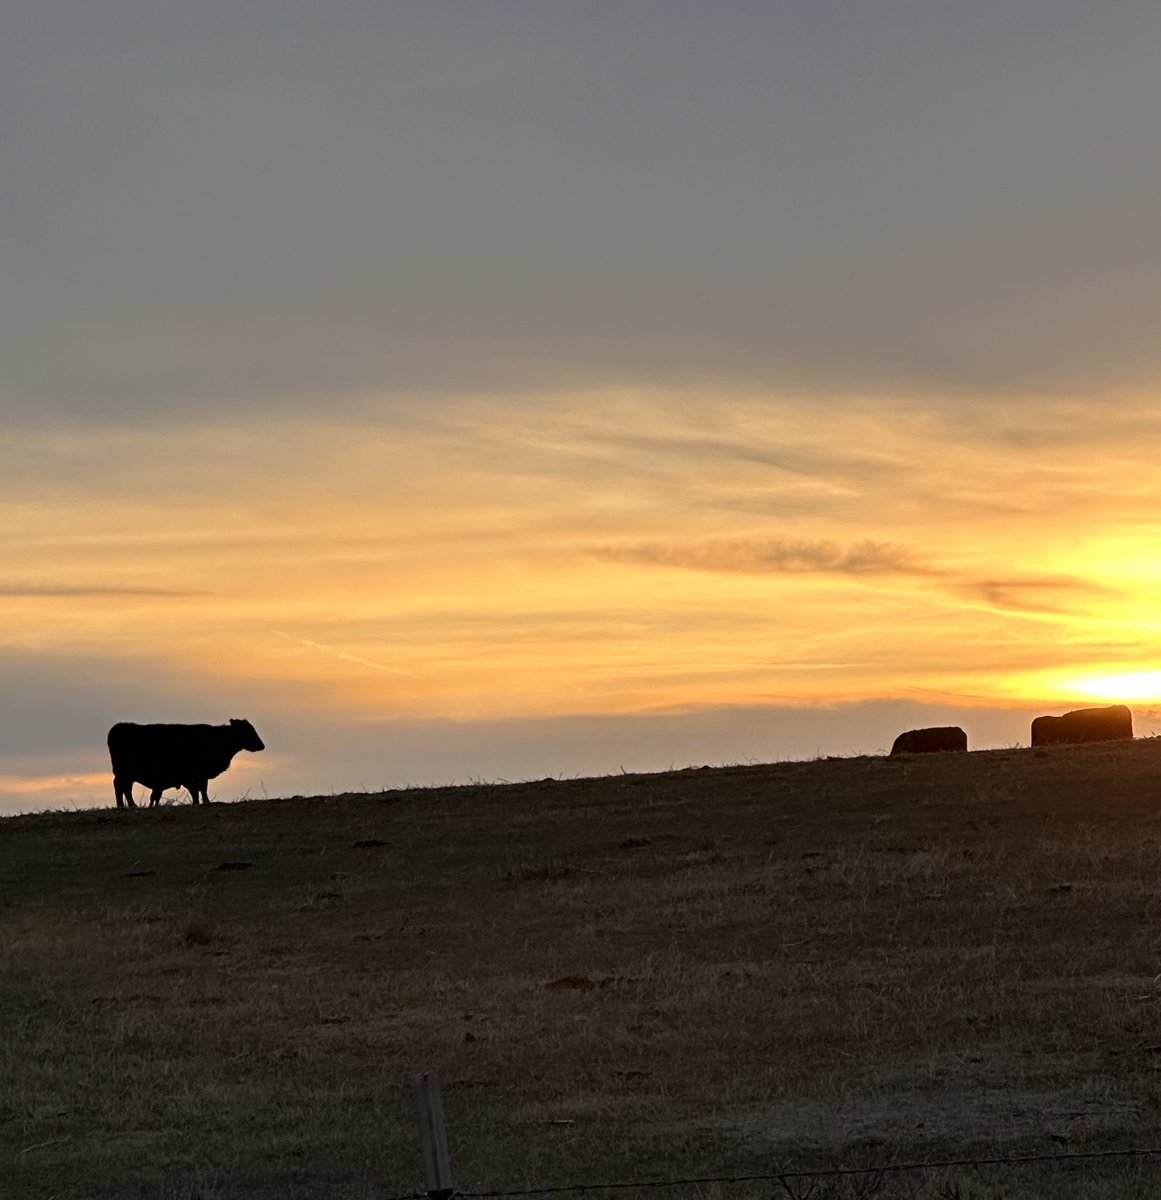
[890,726,968,755]
[107,718,266,808]
[1030,704,1132,747]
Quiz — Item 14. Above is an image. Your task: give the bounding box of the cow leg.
[149,788,164,807]
[190,780,209,805]
[113,778,136,809]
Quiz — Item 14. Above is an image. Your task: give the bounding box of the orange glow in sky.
[7,392,1161,744]
[7,5,1161,812]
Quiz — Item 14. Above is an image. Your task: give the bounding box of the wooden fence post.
[414,1072,455,1200]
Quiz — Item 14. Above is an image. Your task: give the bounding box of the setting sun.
[1064,670,1161,703]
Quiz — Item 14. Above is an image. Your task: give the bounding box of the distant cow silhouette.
[1030,704,1132,747]
[107,719,266,808]
[890,726,968,755]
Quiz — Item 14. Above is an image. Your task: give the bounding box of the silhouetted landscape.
[9,5,1161,1196]
[6,738,1161,1198]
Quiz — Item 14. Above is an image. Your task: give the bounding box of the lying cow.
[890,726,968,755]
[1030,704,1132,747]
[107,718,266,808]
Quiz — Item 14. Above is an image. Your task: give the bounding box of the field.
[5,740,1161,1199]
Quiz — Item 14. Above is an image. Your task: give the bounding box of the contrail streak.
[272,631,421,679]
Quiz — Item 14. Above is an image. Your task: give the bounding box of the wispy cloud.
[0,583,199,597]
[583,430,901,487]
[594,536,927,577]
[965,576,1116,617]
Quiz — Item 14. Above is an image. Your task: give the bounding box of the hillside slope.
[5,741,1161,1198]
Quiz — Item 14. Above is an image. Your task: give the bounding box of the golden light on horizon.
[5,390,1161,813]
[1062,669,1161,703]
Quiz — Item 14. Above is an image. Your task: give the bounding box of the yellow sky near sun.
[5,389,1161,723]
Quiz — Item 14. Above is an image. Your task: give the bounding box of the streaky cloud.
[585,429,901,486]
[966,576,1117,617]
[594,536,928,576]
[0,583,202,597]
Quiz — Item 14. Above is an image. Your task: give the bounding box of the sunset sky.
[4,2,1161,813]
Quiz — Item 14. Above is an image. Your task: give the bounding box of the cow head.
[230,718,266,752]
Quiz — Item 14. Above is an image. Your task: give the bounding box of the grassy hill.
[5,740,1161,1199]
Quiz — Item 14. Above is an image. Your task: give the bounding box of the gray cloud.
[584,430,901,488]
[0,648,261,761]
[0,584,199,597]
[593,541,1123,621]
[595,536,926,576]
[0,671,1099,816]
[4,3,1161,426]
[966,576,1117,617]
[6,638,1160,817]
[0,646,287,811]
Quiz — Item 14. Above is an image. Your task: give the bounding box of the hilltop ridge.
[4,737,1161,1198]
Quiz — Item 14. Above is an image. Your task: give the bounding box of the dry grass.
[5,741,1161,1197]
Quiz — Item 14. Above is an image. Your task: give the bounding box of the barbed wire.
[383,1143,1161,1200]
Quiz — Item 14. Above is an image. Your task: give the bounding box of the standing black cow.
[890,726,968,755]
[1030,704,1132,747]
[107,719,266,808]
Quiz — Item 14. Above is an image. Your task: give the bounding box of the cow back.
[1031,704,1133,746]
[107,722,245,790]
[890,726,968,755]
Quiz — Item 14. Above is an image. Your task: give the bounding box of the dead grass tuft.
[181,921,213,947]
